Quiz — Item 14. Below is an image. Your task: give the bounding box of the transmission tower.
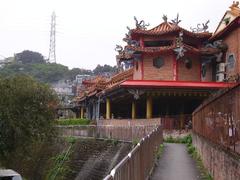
[48,11,56,63]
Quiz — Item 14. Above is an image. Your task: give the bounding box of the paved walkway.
[151,143,201,180]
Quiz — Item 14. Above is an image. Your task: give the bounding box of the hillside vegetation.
[0,50,117,83]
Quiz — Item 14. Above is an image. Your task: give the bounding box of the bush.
[0,75,58,165]
[56,118,90,126]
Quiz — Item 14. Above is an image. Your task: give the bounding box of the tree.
[15,50,45,64]
[0,75,58,165]
[93,64,117,75]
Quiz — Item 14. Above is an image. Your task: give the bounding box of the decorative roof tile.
[131,22,211,38]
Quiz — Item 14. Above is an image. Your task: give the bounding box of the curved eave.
[131,28,211,39]
[121,80,236,89]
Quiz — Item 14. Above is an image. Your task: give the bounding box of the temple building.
[73,2,240,128]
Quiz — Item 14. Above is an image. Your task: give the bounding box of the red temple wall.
[133,60,142,80]
[143,54,174,80]
[177,54,201,81]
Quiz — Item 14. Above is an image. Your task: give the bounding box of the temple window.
[227,54,235,70]
[144,40,172,47]
[153,57,164,68]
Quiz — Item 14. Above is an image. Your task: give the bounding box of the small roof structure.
[211,1,240,40]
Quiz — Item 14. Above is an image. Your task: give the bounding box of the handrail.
[103,126,163,180]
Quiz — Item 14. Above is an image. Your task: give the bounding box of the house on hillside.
[73,2,239,129]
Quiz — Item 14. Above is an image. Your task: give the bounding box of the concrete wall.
[192,133,240,180]
[57,124,161,142]
[98,118,161,126]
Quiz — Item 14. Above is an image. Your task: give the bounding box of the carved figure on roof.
[230,1,239,8]
[176,31,183,47]
[190,20,210,33]
[128,89,145,100]
[134,16,150,30]
[162,15,168,22]
[171,13,181,25]
[123,34,139,47]
[205,40,228,51]
[174,46,187,60]
[115,45,123,53]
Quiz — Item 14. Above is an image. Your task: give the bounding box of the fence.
[192,84,240,155]
[103,125,163,180]
[161,114,192,130]
[57,125,158,142]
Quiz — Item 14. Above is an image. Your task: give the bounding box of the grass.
[56,118,90,126]
[164,134,192,144]
[156,144,164,159]
[187,143,213,180]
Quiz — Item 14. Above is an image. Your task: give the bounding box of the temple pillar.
[80,107,84,119]
[106,98,111,119]
[131,101,136,119]
[146,96,153,119]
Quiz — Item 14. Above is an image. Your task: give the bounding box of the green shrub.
[56,118,90,126]
[187,145,196,154]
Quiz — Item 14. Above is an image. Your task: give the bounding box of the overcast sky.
[0,0,233,70]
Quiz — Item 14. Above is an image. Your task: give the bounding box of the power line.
[48,11,56,63]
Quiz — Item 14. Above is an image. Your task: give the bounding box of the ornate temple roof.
[131,22,211,38]
[76,68,134,102]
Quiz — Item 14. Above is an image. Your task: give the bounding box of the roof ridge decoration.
[190,20,210,33]
[134,16,150,30]
[171,13,181,25]
[229,1,240,16]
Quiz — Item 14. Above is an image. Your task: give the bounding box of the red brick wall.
[133,60,142,80]
[177,54,201,81]
[223,28,240,78]
[193,133,240,180]
[143,54,174,80]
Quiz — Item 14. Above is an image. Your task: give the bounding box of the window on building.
[153,57,164,68]
[144,40,172,47]
[227,54,235,70]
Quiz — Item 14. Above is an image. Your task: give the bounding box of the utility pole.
[48,11,56,63]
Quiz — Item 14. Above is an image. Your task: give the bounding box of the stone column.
[146,96,153,119]
[106,98,111,119]
[131,101,136,119]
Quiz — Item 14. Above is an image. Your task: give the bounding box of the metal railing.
[103,125,163,180]
[193,84,240,155]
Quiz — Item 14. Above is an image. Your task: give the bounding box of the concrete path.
[151,143,201,180]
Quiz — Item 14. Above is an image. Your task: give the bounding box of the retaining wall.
[192,133,240,180]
